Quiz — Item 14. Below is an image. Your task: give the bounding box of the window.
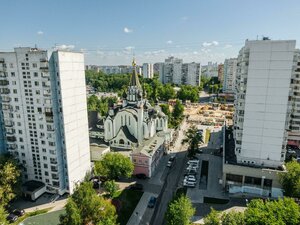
[14,98,18,102]
[9,63,13,68]
[34,81,39,86]
[11,72,15,77]
[32,63,37,68]
[13,89,17,94]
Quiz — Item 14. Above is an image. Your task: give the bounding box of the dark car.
[7,214,18,223]
[136,173,147,179]
[148,196,157,208]
[13,209,25,217]
[129,183,144,191]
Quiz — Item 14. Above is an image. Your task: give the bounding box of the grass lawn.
[18,209,65,225]
[113,189,143,225]
[12,207,53,225]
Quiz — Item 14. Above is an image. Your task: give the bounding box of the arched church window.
[119,139,125,145]
[125,115,127,125]
[129,116,131,126]
[160,120,163,127]
[121,116,123,126]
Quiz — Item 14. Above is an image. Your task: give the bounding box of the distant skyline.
[0,0,300,65]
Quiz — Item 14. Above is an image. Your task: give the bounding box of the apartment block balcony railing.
[6,129,15,135]
[46,116,54,123]
[0,58,4,63]
[1,96,11,102]
[40,58,48,63]
[0,80,9,86]
[0,88,10,95]
[6,136,16,143]
[7,144,17,150]
[41,73,50,78]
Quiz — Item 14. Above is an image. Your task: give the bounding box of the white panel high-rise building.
[158,57,201,86]
[223,58,237,93]
[0,47,91,195]
[142,63,154,79]
[234,39,296,168]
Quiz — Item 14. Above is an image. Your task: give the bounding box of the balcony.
[0,88,10,95]
[0,58,4,63]
[6,129,15,135]
[1,96,11,102]
[43,90,51,97]
[6,136,16,143]
[2,104,12,111]
[4,121,13,127]
[0,72,7,78]
[41,73,50,78]
[42,81,51,87]
[40,58,48,63]
[0,80,9,86]
[7,144,17,150]
[46,116,54,123]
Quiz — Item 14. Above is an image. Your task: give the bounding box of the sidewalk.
[126,192,158,225]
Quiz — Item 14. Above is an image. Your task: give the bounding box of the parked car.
[7,214,18,223]
[185,175,196,180]
[183,181,196,188]
[12,209,25,217]
[129,183,144,191]
[136,173,147,179]
[148,196,157,208]
[169,155,176,161]
[287,149,296,154]
[184,177,196,183]
[167,160,173,167]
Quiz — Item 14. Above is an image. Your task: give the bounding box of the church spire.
[129,58,142,89]
[127,58,143,104]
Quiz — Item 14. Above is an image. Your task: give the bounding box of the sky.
[0,0,300,65]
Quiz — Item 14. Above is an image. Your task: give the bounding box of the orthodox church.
[103,60,168,151]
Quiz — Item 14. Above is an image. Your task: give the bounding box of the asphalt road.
[150,151,187,225]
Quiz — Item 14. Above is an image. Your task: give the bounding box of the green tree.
[159,84,176,101]
[204,208,220,225]
[221,211,245,225]
[182,125,203,157]
[0,155,21,206]
[59,198,82,225]
[166,195,195,225]
[244,198,300,225]
[103,180,119,198]
[279,160,300,198]
[60,182,117,225]
[0,204,8,225]
[94,153,134,179]
[177,85,199,103]
[172,100,184,128]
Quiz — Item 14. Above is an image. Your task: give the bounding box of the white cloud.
[193,51,199,55]
[123,46,135,55]
[37,31,44,35]
[166,40,173,44]
[55,44,75,50]
[124,27,133,33]
[201,48,211,53]
[202,41,219,47]
[144,49,166,56]
[224,44,233,49]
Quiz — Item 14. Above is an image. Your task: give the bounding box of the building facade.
[218,63,224,83]
[233,40,296,168]
[159,57,201,86]
[223,58,238,93]
[0,47,91,195]
[142,63,154,79]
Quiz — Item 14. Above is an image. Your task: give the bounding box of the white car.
[183,181,196,187]
[187,160,199,165]
[185,175,196,180]
[287,149,296,154]
[187,165,198,170]
[183,178,196,183]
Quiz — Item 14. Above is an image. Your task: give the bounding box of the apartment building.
[201,61,218,78]
[223,58,238,93]
[218,63,224,83]
[159,57,201,86]
[223,39,297,198]
[142,63,154,79]
[0,47,91,195]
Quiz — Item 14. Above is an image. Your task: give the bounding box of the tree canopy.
[177,85,199,103]
[203,198,300,225]
[0,155,21,206]
[279,160,300,198]
[59,182,117,225]
[87,95,117,116]
[166,195,195,225]
[103,180,119,198]
[182,125,203,157]
[94,153,134,180]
